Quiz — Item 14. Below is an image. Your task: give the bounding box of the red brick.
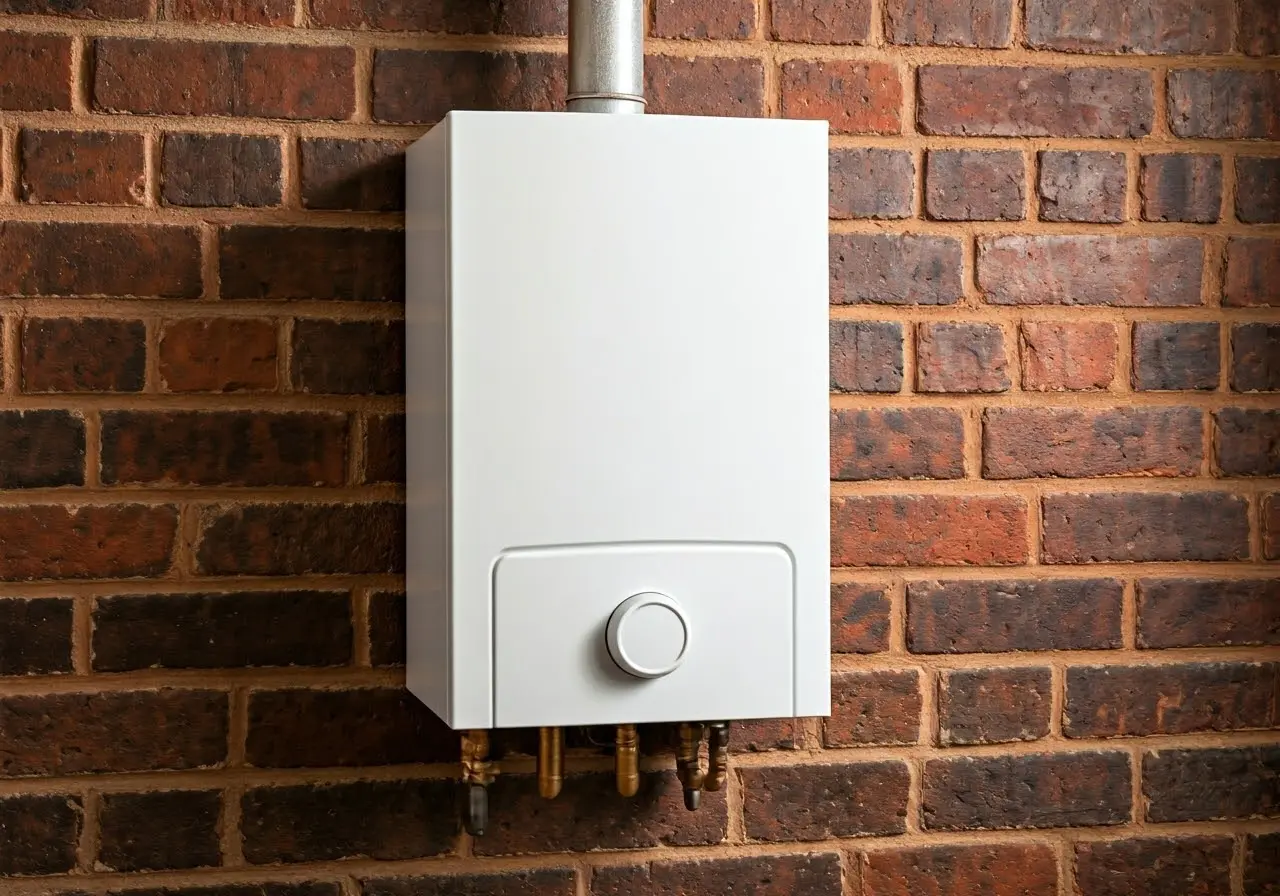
[162,133,282,208]
[158,318,278,393]
[830,148,914,219]
[742,761,909,840]
[242,779,458,863]
[1133,321,1220,391]
[0,33,72,111]
[1139,577,1280,647]
[918,65,1152,137]
[825,670,921,746]
[0,597,73,675]
[22,318,145,393]
[1239,0,1280,55]
[300,138,406,212]
[0,504,177,581]
[652,0,754,38]
[1169,70,1280,139]
[292,319,405,395]
[368,590,405,666]
[833,495,1028,566]
[373,49,564,123]
[310,0,567,33]
[832,582,890,653]
[830,322,903,393]
[98,790,220,871]
[883,0,1012,47]
[863,844,1057,896]
[832,408,964,480]
[1237,157,1280,224]
[94,38,354,119]
[1143,746,1280,821]
[1140,153,1222,223]
[0,794,81,875]
[593,855,841,896]
[1026,0,1232,53]
[983,407,1202,478]
[916,322,1010,393]
[924,752,1130,830]
[908,578,1124,653]
[979,235,1203,306]
[220,225,403,302]
[92,591,352,671]
[101,410,348,487]
[645,55,765,117]
[771,0,870,43]
[0,0,148,16]
[1232,323,1280,392]
[1226,238,1280,307]
[0,222,202,298]
[1042,492,1249,563]
[926,150,1024,221]
[365,413,404,484]
[370,870,577,896]
[939,667,1051,746]
[196,502,403,576]
[831,234,963,305]
[729,718,796,752]
[780,61,901,134]
[0,689,227,776]
[1020,321,1116,391]
[1075,837,1233,896]
[1217,409,1280,476]
[1037,150,1126,223]
[1066,662,1277,738]
[100,886,339,896]
[20,130,144,205]
[0,411,84,488]
[174,0,293,24]
[1247,833,1280,896]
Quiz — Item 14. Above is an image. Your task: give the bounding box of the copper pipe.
[676,722,705,810]
[538,726,564,799]
[615,724,639,797]
[705,722,729,792]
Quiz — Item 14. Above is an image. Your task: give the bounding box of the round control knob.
[606,592,690,679]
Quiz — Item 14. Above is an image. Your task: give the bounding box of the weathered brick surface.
[939,667,1051,746]
[916,323,1010,393]
[1075,837,1233,896]
[0,504,177,581]
[292,319,405,394]
[1019,321,1117,391]
[2,0,148,17]
[830,321,903,393]
[831,408,965,480]
[592,855,841,896]
[98,790,221,871]
[926,150,1024,221]
[652,0,754,39]
[1232,323,1280,392]
[825,669,921,746]
[645,56,765,117]
[365,413,406,483]
[1225,238,1280,307]
[1246,833,1280,896]
[862,844,1058,896]
[0,794,81,876]
[220,225,403,301]
[175,0,293,24]
[829,148,913,219]
[831,582,891,653]
[310,0,568,33]
[0,597,73,676]
[780,61,902,134]
[1143,746,1280,821]
[300,138,406,211]
[368,590,406,666]
[0,32,72,111]
[1235,157,1280,224]
[0,410,85,488]
[1168,70,1280,139]
[884,0,1012,47]
[1132,322,1220,391]
[1140,153,1222,223]
[20,130,144,205]
[833,496,1028,566]
[163,133,282,208]
[1042,492,1250,563]
[1037,150,1126,222]
[742,762,909,840]
[1217,409,1280,476]
[1268,494,1280,561]
[372,50,565,123]
[1026,0,1233,54]
[831,234,963,305]
[369,869,576,896]
[772,0,869,43]
[730,718,796,752]
[158,318,278,393]
[23,317,146,393]
[1239,0,1280,55]
[1138,578,1280,647]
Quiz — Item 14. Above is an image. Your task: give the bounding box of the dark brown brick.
[834,495,1028,566]
[300,138,405,211]
[158,318,278,393]
[196,502,404,576]
[1169,70,1280,139]
[1238,157,1280,224]
[1075,837,1233,896]
[0,222,202,298]
[1037,150,1126,223]
[1138,578,1280,648]
[101,410,347,487]
[1140,153,1222,223]
[916,322,1010,393]
[780,60,901,134]
[926,150,1024,221]
[983,407,1202,478]
[825,670,921,746]
[0,794,81,875]
[373,49,564,123]
[832,582,890,653]
[1143,746,1280,821]
[369,869,577,896]
[220,225,403,302]
[22,318,145,393]
[645,55,765,117]
[831,234,963,305]
[98,790,220,871]
[0,0,148,17]
[1226,238,1280,307]
[652,0,754,38]
[1133,321,1220,391]
[0,33,72,111]
[924,752,1130,830]
[92,886,340,896]
[1247,833,1280,896]
[20,130,144,205]
[1026,0,1232,53]
[918,66,1152,137]
[729,718,796,752]
[475,771,727,854]
[830,321,903,393]
[93,38,355,119]
[1232,323,1280,392]
[1239,0,1280,55]
[772,0,870,43]
[0,410,84,488]
[247,687,455,768]
[174,0,292,22]
[1217,409,1280,476]
[291,319,404,396]
[908,578,1124,653]
[1269,494,1280,560]
[1042,492,1249,563]
[830,148,913,219]
[884,0,1012,46]
[368,590,405,666]
[1066,662,1277,738]
[242,779,458,863]
[162,133,281,208]
[310,0,567,33]
[0,597,72,676]
[0,689,227,776]
[742,761,909,840]
[0,504,177,581]
[365,413,404,484]
[979,235,1203,306]
[863,844,1057,896]
[1020,321,1117,391]
[593,854,842,896]
[93,591,352,671]
[939,667,1051,746]
[832,408,965,480]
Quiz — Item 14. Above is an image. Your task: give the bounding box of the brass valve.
[460,729,496,836]
[538,726,564,799]
[615,724,639,797]
[676,722,705,810]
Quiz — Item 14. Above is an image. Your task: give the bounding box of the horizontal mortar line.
[827,218,1280,237]
[830,645,1280,671]
[828,304,1280,322]
[828,477,1275,496]
[829,392,1280,410]
[0,394,406,412]
[0,665,404,695]
[0,205,402,227]
[829,561,1278,581]
[0,298,407,319]
[0,484,404,503]
[0,574,399,597]
[827,133,1280,154]
[0,110,431,139]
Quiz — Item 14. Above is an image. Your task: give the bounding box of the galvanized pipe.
[567,0,644,113]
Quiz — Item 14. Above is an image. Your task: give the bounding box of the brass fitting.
[460,729,495,837]
[538,726,564,799]
[615,724,639,797]
[676,722,705,810]
[705,722,729,792]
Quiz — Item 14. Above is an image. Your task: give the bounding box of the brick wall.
[0,0,1277,893]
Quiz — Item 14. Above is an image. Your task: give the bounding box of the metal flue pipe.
[567,0,644,113]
